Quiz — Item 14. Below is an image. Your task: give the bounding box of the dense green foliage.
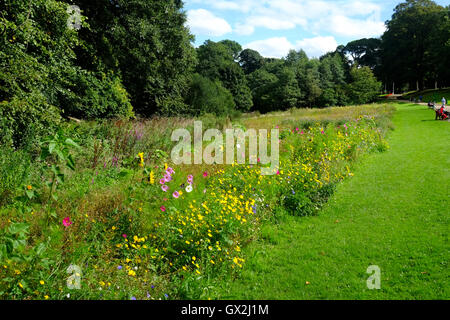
[344,0,449,92]
[0,0,134,146]
[185,74,236,116]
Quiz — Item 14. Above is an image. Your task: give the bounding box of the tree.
[381,0,444,91]
[0,0,132,146]
[185,74,235,116]
[218,40,242,61]
[70,0,197,115]
[238,48,264,74]
[343,38,382,72]
[318,54,348,107]
[247,69,278,113]
[196,40,253,112]
[347,67,381,105]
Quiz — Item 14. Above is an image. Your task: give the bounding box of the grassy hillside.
[402,88,450,103]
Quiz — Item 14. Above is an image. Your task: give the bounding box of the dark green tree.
[196,40,253,112]
[347,66,381,104]
[381,0,444,91]
[238,48,264,74]
[70,0,197,115]
[185,74,235,116]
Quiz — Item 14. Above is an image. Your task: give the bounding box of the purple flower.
[131,296,136,300]
[118,265,122,270]
[161,185,169,192]
[164,174,172,183]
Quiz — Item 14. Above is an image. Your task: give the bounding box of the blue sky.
[184,0,450,59]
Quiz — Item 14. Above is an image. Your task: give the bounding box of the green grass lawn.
[213,102,449,299]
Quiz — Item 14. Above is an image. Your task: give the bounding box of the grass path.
[216,103,449,299]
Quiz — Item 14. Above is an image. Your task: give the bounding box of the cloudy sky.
[184,0,449,59]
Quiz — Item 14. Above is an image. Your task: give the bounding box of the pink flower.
[166,167,175,175]
[300,131,304,135]
[203,171,208,177]
[62,217,72,227]
[164,174,172,183]
[161,185,169,192]
[160,206,166,212]
[122,234,127,238]
[159,178,165,185]
[321,130,325,134]
[172,191,180,199]
[276,170,280,175]
[295,127,299,131]
[187,174,194,183]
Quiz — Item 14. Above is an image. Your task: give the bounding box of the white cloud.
[186,9,232,37]
[187,0,386,39]
[323,15,386,37]
[235,23,255,36]
[244,37,294,58]
[247,16,297,30]
[295,36,338,58]
[244,35,338,59]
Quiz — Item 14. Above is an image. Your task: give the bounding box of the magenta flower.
[203,171,208,177]
[172,191,180,199]
[122,234,127,238]
[295,127,299,131]
[161,185,169,192]
[160,206,166,212]
[276,170,280,175]
[62,217,72,227]
[300,130,304,135]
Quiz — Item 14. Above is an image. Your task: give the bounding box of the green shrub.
[185,74,236,116]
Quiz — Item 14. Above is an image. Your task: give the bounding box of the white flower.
[236,144,241,149]
[185,185,193,193]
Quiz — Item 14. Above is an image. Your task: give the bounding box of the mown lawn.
[213,103,449,299]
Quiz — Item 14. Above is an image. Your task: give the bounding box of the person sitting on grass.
[436,106,448,120]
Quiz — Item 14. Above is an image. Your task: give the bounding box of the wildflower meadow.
[0,104,394,300]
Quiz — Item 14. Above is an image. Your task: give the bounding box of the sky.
[184,0,450,59]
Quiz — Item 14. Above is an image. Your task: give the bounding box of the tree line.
[1,0,448,146]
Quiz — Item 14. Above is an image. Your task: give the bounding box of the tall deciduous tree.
[70,0,197,115]
[238,48,264,75]
[381,0,444,91]
[196,40,253,112]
